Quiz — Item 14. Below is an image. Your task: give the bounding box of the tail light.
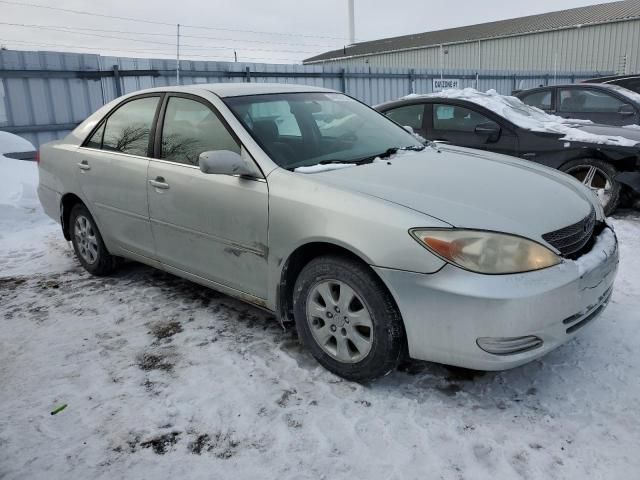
[35,150,40,164]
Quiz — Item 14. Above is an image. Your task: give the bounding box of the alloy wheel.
[306,279,373,363]
[74,215,99,264]
[565,164,613,208]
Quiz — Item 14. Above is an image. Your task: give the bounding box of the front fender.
[265,169,450,308]
[616,171,640,194]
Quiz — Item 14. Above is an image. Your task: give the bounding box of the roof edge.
[304,11,640,64]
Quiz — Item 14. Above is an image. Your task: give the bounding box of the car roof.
[376,96,476,110]
[124,82,338,98]
[583,74,640,83]
[519,83,626,92]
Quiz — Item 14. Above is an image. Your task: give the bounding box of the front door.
[77,95,161,259]
[382,103,428,138]
[428,103,518,156]
[147,94,269,299]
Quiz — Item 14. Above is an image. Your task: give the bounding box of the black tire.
[293,255,405,382]
[560,158,621,215]
[69,203,117,276]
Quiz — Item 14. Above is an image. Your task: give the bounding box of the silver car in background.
[37,83,619,381]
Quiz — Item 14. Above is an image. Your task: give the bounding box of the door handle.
[77,160,91,171]
[149,177,170,189]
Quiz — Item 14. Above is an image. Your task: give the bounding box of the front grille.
[542,207,596,258]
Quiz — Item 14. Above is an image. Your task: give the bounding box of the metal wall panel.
[0,49,608,148]
[316,20,640,74]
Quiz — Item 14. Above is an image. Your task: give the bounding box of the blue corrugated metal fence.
[0,49,609,147]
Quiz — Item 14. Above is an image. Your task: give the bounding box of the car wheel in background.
[560,158,621,215]
[293,255,405,382]
[69,203,117,276]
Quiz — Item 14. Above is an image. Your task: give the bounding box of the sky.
[0,0,622,64]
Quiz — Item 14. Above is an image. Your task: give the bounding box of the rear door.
[147,94,269,299]
[557,87,639,125]
[77,94,161,259]
[427,102,518,156]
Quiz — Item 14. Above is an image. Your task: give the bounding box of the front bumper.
[374,225,619,370]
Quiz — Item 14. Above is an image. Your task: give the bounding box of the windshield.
[606,83,640,103]
[224,92,423,169]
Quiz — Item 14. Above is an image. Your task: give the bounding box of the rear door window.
[558,88,627,113]
[433,104,494,132]
[89,96,160,157]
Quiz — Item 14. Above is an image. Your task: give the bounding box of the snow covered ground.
[1,148,640,480]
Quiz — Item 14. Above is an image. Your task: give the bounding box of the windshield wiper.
[318,159,358,165]
[403,144,427,151]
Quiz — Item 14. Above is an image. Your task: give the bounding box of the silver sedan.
[37,83,619,381]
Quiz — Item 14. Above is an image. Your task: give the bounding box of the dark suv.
[514,83,640,127]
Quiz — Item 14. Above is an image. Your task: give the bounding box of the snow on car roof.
[404,88,639,147]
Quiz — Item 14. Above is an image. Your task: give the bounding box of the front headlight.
[410,229,561,274]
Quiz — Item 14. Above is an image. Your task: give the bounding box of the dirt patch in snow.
[138,432,181,455]
[137,352,175,372]
[188,431,241,458]
[0,276,27,290]
[150,321,183,342]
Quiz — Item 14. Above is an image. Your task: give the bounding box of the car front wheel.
[561,158,621,215]
[293,255,405,382]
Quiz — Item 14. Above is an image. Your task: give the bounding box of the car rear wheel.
[69,203,117,276]
[560,158,620,215]
[292,255,405,382]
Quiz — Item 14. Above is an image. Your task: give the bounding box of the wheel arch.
[559,151,637,172]
[60,192,87,241]
[276,241,401,327]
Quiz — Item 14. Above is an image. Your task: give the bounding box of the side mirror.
[474,122,501,142]
[618,104,636,116]
[198,150,259,177]
[403,125,415,134]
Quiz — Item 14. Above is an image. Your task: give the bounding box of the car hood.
[574,123,640,145]
[300,146,596,245]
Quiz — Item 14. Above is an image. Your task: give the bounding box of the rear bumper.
[37,183,62,223]
[374,225,619,370]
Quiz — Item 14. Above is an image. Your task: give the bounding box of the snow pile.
[0,132,68,275]
[0,133,38,208]
[405,89,639,147]
[0,130,34,155]
[623,124,640,130]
